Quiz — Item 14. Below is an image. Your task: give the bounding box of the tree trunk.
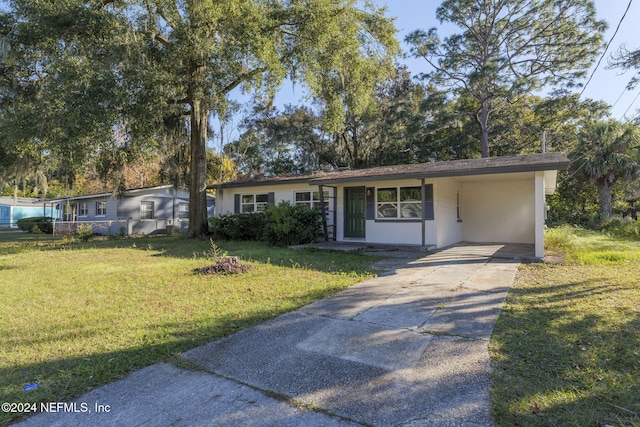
[478,96,490,158]
[597,181,613,219]
[188,97,209,237]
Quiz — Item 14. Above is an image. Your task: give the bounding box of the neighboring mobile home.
[0,197,53,228]
[210,153,569,258]
[51,185,215,236]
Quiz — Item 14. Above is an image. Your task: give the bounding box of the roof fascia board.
[211,154,570,188]
[308,161,570,185]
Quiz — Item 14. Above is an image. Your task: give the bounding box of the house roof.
[212,153,569,188]
[0,196,49,206]
[51,185,190,202]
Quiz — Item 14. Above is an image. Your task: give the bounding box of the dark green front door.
[344,187,365,238]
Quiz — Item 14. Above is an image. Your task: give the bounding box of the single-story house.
[210,153,570,258]
[51,185,215,236]
[0,196,53,228]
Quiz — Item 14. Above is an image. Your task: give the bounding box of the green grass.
[0,234,379,425]
[490,225,640,426]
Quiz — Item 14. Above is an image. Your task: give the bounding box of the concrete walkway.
[14,244,528,427]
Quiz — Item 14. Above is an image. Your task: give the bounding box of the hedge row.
[209,201,324,247]
[16,216,53,234]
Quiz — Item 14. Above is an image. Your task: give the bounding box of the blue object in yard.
[23,383,39,391]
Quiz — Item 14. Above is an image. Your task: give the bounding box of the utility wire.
[622,89,640,121]
[580,0,633,96]
[611,86,628,109]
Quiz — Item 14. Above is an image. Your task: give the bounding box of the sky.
[266,0,640,126]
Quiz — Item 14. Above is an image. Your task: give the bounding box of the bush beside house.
[16,217,53,234]
[209,202,323,247]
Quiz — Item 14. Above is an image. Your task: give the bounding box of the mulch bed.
[194,256,250,275]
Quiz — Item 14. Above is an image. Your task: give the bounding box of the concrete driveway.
[14,244,528,427]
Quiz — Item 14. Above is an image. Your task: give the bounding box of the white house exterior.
[211,153,569,258]
[51,185,215,236]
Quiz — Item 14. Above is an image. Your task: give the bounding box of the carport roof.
[212,152,569,188]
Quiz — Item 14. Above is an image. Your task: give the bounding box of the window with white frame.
[376,186,422,219]
[456,191,462,220]
[78,202,88,216]
[294,190,329,210]
[96,201,107,216]
[178,203,189,219]
[241,194,268,212]
[140,201,154,220]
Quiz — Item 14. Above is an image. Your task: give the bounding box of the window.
[63,203,74,221]
[294,190,329,211]
[456,192,462,221]
[178,203,189,219]
[78,202,88,216]
[376,186,422,219]
[140,201,154,220]
[241,194,268,212]
[96,201,107,216]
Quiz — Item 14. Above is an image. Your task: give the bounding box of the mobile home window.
[241,194,268,212]
[78,202,88,216]
[140,201,154,220]
[96,201,107,216]
[178,203,189,219]
[376,186,422,219]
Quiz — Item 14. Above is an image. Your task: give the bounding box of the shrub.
[596,216,640,239]
[263,201,324,247]
[76,224,93,242]
[209,212,267,241]
[16,217,53,234]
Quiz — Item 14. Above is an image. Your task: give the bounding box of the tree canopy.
[570,120,640,219]
[1,0,399,236]
[406,0,606,157]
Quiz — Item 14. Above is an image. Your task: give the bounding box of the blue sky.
[269,1,639,119]
[375,0,640,122]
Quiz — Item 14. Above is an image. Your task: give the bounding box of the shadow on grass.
[0,234,382,276]
[490,276,640,426]
[5,262,514,427]
[0,301,321,426]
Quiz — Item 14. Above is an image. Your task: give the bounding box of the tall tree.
[406,0,605,157]
[611,46,640,92]
[570,120,640,218]
[2,1,398,236]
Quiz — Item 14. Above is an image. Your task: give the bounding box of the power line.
[622,89,640,122]
[611,86,628,109]
[580,0,633,96]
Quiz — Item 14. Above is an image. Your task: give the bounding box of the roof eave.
[308,160,570,185]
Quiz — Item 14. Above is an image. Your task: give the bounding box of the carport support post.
[534,172,545,259]
[319,185,328,241]
[421,179,426,249]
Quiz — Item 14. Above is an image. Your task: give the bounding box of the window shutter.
[366,187,375,220]
[424,184,434,220]
[234,194,240,213]
[267,192,275,205]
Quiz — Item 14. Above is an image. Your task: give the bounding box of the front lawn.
[490,225,640,426]
[0,235,378,425]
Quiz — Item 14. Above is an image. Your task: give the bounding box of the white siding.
[217,183,331,214]
[219,174,543,248]
[435,178,463,248]
[335,179,435,246]
[462,179,535,244]
[364,220,426,245]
